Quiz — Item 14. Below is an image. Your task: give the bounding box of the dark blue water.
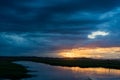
[16,61,120,80]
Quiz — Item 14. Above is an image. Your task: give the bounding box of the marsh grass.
[0,61,31,80]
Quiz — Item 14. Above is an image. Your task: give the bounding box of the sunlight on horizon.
[58,47,120,59]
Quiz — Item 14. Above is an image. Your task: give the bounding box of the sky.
[0,0,120,58]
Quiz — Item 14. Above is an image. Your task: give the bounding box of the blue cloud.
[0,0,120,56]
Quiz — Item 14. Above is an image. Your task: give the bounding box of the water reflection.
[17,61,120,80]
[61,67,120,79]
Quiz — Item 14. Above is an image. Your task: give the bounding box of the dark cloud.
[0,0,116,32]
[0,0,120,56]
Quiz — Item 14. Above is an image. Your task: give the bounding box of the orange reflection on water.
[61,67,120,76]
[58,47,120,59]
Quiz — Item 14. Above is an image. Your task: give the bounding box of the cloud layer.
[0,0,120,56]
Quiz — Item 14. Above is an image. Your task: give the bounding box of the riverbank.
[0,61,31,80]
[0,56,120,69]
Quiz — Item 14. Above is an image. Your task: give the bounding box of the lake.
[15,61,120,80]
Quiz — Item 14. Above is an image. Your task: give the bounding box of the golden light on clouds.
[58,47,120,59]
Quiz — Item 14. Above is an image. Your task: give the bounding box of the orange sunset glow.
[58,47,120,59]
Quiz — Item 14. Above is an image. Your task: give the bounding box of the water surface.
[16,61,120,80]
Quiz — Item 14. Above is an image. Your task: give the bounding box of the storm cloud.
[0,0,120,56]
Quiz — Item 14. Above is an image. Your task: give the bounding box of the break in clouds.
[0,0,120,56]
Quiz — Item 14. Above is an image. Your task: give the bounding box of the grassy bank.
[0,61,31,80]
